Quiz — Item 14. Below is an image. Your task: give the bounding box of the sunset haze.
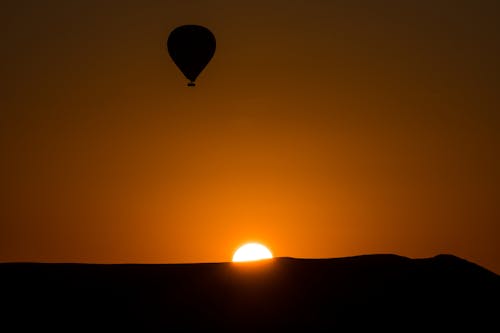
[1,1,499,273]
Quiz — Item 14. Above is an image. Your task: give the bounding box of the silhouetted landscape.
[2,254,498,331]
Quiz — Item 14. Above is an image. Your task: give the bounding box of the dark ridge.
[1,254,498,332]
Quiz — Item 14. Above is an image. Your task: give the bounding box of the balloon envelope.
[167,25,216,86]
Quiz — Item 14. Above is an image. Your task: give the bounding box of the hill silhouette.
[2,254,498,331]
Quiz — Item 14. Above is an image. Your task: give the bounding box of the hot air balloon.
[167,25,216,87]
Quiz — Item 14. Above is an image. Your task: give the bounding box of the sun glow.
[232,243,273,262]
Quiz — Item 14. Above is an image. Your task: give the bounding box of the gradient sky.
[1,1,499,272]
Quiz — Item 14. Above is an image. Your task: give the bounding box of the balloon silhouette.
[167,25,216,87]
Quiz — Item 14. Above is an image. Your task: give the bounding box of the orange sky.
[1,1,499,273]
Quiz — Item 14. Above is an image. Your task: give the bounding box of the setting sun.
[232,243,273,262]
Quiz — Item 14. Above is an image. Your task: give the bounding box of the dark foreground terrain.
[1,254,499,331]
